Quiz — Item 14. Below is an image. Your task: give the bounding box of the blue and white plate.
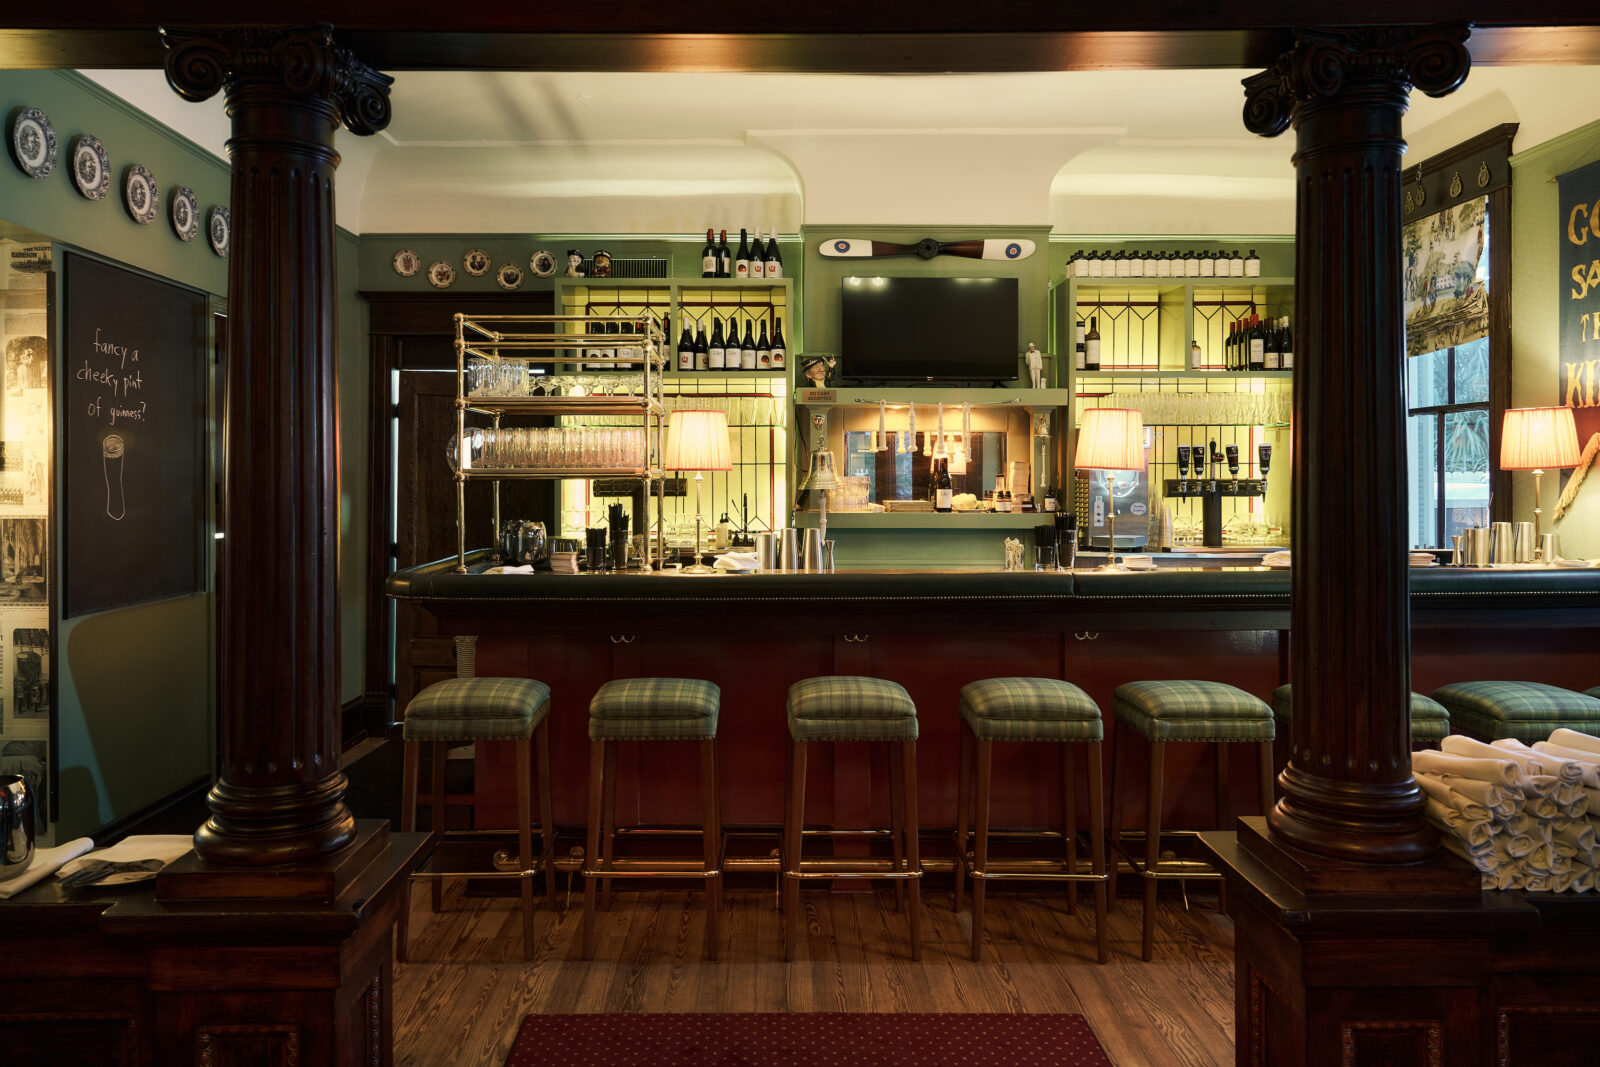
[169,186,200,241]
[123,163,158,225]
[68,134,109,200]
[207,205,230,258]
[7,106,57,179]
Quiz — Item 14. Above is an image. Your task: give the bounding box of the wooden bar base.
[157,821,394,903]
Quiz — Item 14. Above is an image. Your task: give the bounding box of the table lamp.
[1500,406,1580,552]
[1074,407,1146,571]
[664,409,731,574]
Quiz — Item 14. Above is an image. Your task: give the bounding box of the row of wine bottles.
[701,227,784,280]
[582,315,664,368]
[677,313,787,371]
[1223,315,1294,372]
[1069,248,1261,279]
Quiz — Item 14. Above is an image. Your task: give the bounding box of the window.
[1406,337,1490,548]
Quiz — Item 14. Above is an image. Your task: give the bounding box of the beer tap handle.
[1258,443,1272,493]
[1176,445,1190,495]
[1225,444,1240,491]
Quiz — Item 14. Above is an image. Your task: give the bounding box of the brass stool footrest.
[1108,829,1221,881]
[414,834,556,880]
[785,858,922,880]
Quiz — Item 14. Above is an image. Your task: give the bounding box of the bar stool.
[953,678,1109,964]
[782,676,921,961]
[399,676,556,961]
[582,677,723,960]
[1272,684,1451,748]
[1430,682,1600,743]
[1109,680,1274,961]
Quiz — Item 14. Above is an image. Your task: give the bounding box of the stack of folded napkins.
[713,552,759,572]
[884,499,935,513]
[1409,551,1437,567]
[485,564,534,575]
[1413,729,1600,892]
[1119,554,1155,571]
[549,551,579,574]
[1263,549,1292,568]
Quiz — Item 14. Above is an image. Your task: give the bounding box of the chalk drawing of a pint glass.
[103,433,125,520]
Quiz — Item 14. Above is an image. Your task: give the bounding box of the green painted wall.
[1511,121,1600,560]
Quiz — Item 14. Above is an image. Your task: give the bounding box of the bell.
[800,446,841,493]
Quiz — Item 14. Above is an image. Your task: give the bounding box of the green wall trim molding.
[52,70,230,178]
[1509,118,1600,170]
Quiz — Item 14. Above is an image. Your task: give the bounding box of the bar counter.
[388,557,1600,844]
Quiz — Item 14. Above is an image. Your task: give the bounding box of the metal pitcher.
[0,774,35,883]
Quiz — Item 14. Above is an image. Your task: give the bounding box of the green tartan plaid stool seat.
[583,678,723,961]
[1271,684,1450,745]
[1589,687,1600,700]
[1431,681,1600,743]
[1109,680,1276,962]
[954,679,1109,964]
[400,675,556,962]
[783,676,922,962]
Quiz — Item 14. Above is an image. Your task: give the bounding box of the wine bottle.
[694,325,709,370]
[1074,319,1086,371]
[1084,316,1101,371]
[615,320,632,370]
[757,321,772,369]
[749,230,765,279]
[1279,317,1294,370]
[735,228,751,278]
[708,318,726,370]
[725,314,741,371]
[677,322,695,371]
[770,317,786,369]
[605,320,621,369]
[933,457,953,513]
[741,317,757,370]
[701,228,717,278]
[1264,318,1281,370]
[717,229,731,277]
[1245,248,1261,277]
[765,230,783,278]
[1248,315,1265,372]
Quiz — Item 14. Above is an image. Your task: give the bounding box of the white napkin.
[0,836,94,898]
[1119,554,1155,571]
[1437,774,1518,818]
[1412,749,1523,788]
[713,552,759,572]
[484,564,534,574]
[56,835,195,882]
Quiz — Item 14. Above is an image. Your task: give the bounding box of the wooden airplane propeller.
[818,237,1036,262]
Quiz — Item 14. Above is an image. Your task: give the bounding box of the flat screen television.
[840,275,1018,382]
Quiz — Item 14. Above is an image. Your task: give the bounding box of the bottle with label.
[757,321,772,369]
[1279,317,1294,369]
[1248,314,1265,372]
[716,511,732,549]
[1069,251,1087,277]
[708,318,726,370]
[1087,251,1103,278]
[770,317,786,369]
[1184,250,1200,275]
[1199,251,1216,277]
[749,230,766,278]
[932,457,953,512]
[701,228,717,278]
[1074,319,1086,371]
[735,228,751,278]
[1228,249,1245,276]
[694,325,710,370]
[1113,250,1130,278]
[1264,319,1282,370]
[741,318,758,370]
[677,323,695,371]
[1084,316,1101,371]
[1191,339,1203,370]
[717,229,731,277]
[1245,249,1261,277]
[764,230,783,278]
[614,320,631,369]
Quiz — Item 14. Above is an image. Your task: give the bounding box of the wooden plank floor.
[393,879,1236,1067]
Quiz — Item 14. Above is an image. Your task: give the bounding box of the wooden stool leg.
[1088,740,1109,964]
[784,741,808,962]
[902,740,922,962]
[535,718,558,909]
[516,736,536,961]
[600,740,618,912]
[778,740,792,913]
[1214,741,1230,913]
[583,739,605,960]
[954,721,972,910]
[700,738,722,961]
[1063,741,1078,916]
[888,741,906,913]
[1142,739,1165,962]
[430,741,447,913]
[970,738,992,963]
[398,740,419,963]
[1258,740,1277,813]
[1108,719,1125,912]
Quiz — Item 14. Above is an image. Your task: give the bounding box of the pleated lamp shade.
[664,409,731,471]
[1500,406,1580,471]
[1074,408,1145,471]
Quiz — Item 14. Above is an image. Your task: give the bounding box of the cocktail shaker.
[1489,521,1514,564]
[1540,533,1560,563]
[801,529,826,572]
[754,532,778,571]
[1462,526,1491,567]
[1512,521,1536,563]
[779,528,801,571]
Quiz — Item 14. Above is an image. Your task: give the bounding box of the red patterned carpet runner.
[505,1012,1113,1066]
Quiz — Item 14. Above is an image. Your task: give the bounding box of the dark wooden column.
[1243,26,1470,864]
[163,25,393,865]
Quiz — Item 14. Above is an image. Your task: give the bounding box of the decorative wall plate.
[463,248,490,276]
[393,249,421,277]
[496,263,524,290]
[122,163,158,225]
[7,106,57,179]
[529,250,557,278]
[207,205,230,258]
[427,261,456,288]
[169,186,200,241]
[68,134,109,200]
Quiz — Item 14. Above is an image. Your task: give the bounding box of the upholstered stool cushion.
[1588,686,1600,701]
[589,677,720,740]
[403,677,550,743]
[788,676,918,742]
[959,677,1103,742]
[1113,680,1273,743]
[1431,681,1600,742]
[1271,684,1449,743]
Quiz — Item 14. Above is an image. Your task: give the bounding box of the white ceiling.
[85,65,1600,236]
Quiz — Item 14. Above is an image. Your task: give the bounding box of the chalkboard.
[63,253,206,618]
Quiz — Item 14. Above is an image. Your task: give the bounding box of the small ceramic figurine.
[565,249,584,277]
[802,355,837,388]
[1004,536,1025,572]
[1025,342,1043,388]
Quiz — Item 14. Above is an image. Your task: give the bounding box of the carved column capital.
[160,23,393,136]
[1242,24,1472,137]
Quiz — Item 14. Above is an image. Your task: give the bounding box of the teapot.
[499,520,549,567]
